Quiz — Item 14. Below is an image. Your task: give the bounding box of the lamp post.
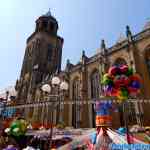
[41,77,68,149]
[59,81,69,123]
[51,76,61,124]
[123,101,130,144]
[51,76,69,124]
[41,83,52,149]
[41,84,51,125]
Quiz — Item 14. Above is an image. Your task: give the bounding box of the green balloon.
[10,120,20,130]
[10,120,20,136]
[10,119,26,137]
[102,74,113,85]
[126,68,134,76]
[121,88,128,98]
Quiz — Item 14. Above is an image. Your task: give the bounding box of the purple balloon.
[104,85,113,92]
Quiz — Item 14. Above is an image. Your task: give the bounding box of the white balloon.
[52,76,60,85]
[41,84,51,93]
[60,81,69,90]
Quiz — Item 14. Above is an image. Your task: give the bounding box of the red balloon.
[128,87,140,97]
[120,75,130,86]
[128,87,138,93]
[114,75,129,89]
[129,74,141,82]
[111,88,118,96]
[108,66,118,76]
[114,80,121,89]
[120,65,128,74]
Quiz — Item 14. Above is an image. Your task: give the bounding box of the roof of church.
[116,33,126,43]
[42,9,56,20]
[37,9,57,22]
[65,27,150,73]
[144,19,150,30]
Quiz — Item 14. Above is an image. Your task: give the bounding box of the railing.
[0,98,149,128]
[1,98,150,109]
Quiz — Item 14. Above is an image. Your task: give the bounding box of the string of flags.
[1,99,150,110]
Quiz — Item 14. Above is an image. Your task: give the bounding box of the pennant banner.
[1,99,150,110]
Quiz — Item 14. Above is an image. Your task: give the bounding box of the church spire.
[45,8,51,17]
[101,39,107,56]
[126,25,133,42]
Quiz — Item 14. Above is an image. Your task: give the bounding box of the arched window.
[72,78,80,100]
[90,69,100,127]
[72,78,80,128]
[91,70,100,99]
[114,58,127,66]
[145,48,150,75]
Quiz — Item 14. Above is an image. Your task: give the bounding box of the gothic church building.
[16,12,150,128]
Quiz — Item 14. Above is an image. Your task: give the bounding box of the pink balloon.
[120,65,128,74]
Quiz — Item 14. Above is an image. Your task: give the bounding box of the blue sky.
[0,0,150,89]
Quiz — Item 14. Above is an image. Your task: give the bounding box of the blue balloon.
[131,81,140,89]
[104,85,113,92]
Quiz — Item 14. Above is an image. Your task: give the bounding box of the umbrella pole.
[49,109,54,149]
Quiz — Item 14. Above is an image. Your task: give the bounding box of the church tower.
[16,11,63,104]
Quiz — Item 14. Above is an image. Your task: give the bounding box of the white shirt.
[22,146,36,150]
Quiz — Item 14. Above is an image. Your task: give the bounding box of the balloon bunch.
[102,65,141,101]
[6,118,28,137]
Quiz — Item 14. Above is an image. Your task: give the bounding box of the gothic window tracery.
[28,47,32,58]
[90,69,100,99]
[73,78,80,100]
[47,44,53,62]
[72,77,80,128]
[145,48,150,75]
[90,69,100,127]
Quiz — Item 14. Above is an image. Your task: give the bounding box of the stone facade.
[16,12,150,128]
[15,11,63,122]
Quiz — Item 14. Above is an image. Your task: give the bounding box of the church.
[15,11,150,128]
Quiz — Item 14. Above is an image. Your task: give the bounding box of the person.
[145,128,150,137]
[145,128,150,144]
[3,137,18,150]
[3,145,18,150]
[0,130,6,149]
[43,141,49,150]
[23,137,39,150]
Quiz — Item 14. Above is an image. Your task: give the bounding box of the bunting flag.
[1,99,150,110]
